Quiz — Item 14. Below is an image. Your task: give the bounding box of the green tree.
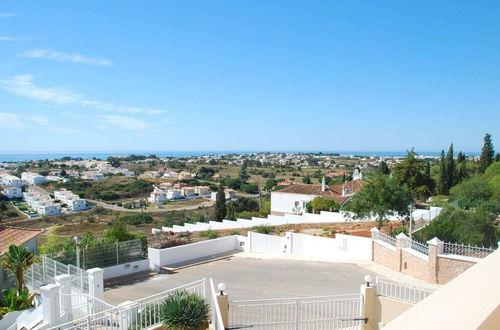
[445,143,455,189]
[214,182,226,221]
[449,175,493,209]
[437,150,447,195]
[495,153,500,162]
[379,161,390,175]
[344,175,412,228]
[0,245,37,294]
[479,133,494,173]
[417,206,498,247]
[308,197,340,213]
[105,221,136,241]
[302,176,312,184]
[393,149,431,199]
[456,151,467,183]
[226,202,236,220]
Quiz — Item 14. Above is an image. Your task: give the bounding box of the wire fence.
[79,239,146,269]
[443,242,495,259]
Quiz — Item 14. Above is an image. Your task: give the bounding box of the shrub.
[121,213,153,225]
[252,225,273,234]
[148,232,192,249]
[229,230,240,235]
[160,291,210,330]
[0,288,34,312]
[201,230,219,239]
[0,306,8,319]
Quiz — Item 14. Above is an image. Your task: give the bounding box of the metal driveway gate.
[229,294,364,329]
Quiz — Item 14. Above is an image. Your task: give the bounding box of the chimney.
[342,184,347,196]
[321,176,326,192]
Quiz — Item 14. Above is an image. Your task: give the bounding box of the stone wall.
[370,228,485,284]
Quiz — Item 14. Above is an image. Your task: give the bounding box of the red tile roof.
[275,180,367,206]
[0,226,44,254]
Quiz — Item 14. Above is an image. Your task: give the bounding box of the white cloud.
[100,115,152,131]
[0,13,17,17]
[21,49,113,67]
[0,36,17,41]
[0,112,74,134]
[0,74,166,115]
[0,112,23,128]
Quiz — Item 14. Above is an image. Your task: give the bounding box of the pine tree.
[226,202,235,220]
[479,133,494,173]
[379,161,390,175]
[456,151,467,183]
[214,182,226,221]
[437,150,447,195]
[495,153,500,162]
[445,143,455,190]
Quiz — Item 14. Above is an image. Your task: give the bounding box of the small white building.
[181,187,196,197]
[148,187,168,203]
[81,171,106,181]
[0,173,23,187]
[194,186,210,196]
[352,168,363,181]
[270,179,366,215]
[167,189,182,200]
[54,189,87,211]
[210,189,237,201]
[21,172,47,185]
[1,186,22,199]
[23,189,60,216]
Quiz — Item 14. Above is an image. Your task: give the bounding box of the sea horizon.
[0,150,481,162]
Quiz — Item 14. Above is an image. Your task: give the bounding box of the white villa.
[21,172,47,185]
[54,189,87,211]
[23,190,60,216]
[81,171,106,181]
[271,178,366,215]
[148,187,183,203]
[0,173,23,187]
[1,186,22,199]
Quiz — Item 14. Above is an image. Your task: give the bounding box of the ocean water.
[0,150,480,162]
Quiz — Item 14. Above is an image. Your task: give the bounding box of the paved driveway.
[104,255,377,305]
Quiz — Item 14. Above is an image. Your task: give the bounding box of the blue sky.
[0,1,498,153]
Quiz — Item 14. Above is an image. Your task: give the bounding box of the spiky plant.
[160,291,210,330]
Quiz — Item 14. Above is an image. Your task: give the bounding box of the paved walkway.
[104,255,380,305]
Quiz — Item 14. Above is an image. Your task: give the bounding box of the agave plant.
[0,245,37,294]
[160,291,210,330]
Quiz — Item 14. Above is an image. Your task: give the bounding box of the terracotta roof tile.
[0,226,44,254]
[275,180,367,206]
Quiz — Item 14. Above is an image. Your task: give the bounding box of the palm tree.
[0,245,37,294]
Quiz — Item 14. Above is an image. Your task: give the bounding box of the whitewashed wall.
[248,232,372,262]
[101,259,150,280]
[155,207,443,234]
[270,191,316,214]
[148,236,244,272]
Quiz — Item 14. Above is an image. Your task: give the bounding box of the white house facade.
[1,186,22,199]
[0,173,23,187]
[21,172,47,185]
[54,189,87,211]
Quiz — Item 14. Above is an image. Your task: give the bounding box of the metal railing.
[442,242,495,259]
[58,292,116,321]
[410,240,429,255]
[378,232,397,246]
[376,277,435,304]
[80,238,146,269]
[229,293,364,329]
[25,255,89,294]
[47,278,209,330]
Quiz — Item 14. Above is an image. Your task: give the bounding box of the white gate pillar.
[55,274,73,323]
[41,283,61,327]
[87,268,104,300]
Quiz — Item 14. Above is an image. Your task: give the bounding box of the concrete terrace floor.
[104,255,380,305]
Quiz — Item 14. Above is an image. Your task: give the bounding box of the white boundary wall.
[148,236,245,272]
[155,207,442,234]
[249,232,372,262]
[101,259,150,280]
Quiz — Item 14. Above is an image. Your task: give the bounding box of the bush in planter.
[160,291,210,330]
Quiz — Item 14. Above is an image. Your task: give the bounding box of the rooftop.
[0,226,44,254]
